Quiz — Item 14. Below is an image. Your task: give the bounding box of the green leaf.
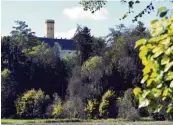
[167,104,173,113]
[165,46,173,55]
[157,7,167,16]
[135,39,146,48]
[162,97,166,101]
[153,48,164,58]
[170,81,173,88]
[152,88,162,98]
[139,99,150,108]
[161,55,170,65]
[154,105,163,113]
[157,83,162,89]
[164,62,173,72]
[160,11,168,18]
[142,90,150,98]
[165,72,173,81]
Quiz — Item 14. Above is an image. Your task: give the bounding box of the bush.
[151,113,165,121]
[85,99,99,119]
[15,89,50,118]
[51,93,64,118]
[118,89,140,121]
[99,90,115,118]
[52,104,64,118]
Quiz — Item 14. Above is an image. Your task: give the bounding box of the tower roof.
[45,19,55,23]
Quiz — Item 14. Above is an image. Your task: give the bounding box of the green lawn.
[1,119,82,124]
[1,118,154,124]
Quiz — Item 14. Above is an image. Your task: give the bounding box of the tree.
[106,24,128,45]
[73,25,95,65]
[10,21,39,50]
[1,21,40,73]
[133,7,173,120]
[2,21,70,110]
[81,56,104,97]
[101,23,148,93]
[80,0,173,22]
[92,37,106,56]
[62,52,79,74]
[118,89,140,121]
[1,69,18,118]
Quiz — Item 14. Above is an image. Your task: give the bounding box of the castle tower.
[45,19,55,38]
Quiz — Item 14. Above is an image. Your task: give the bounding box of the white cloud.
[55,28,76,39]
[63,7,108,21]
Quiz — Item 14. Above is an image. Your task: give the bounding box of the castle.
[38,19,76,57]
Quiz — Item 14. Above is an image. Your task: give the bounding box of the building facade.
[38,19,76,57]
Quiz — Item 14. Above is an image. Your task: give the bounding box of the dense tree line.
[2,17,172,120]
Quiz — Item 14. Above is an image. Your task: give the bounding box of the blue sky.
[1,0,173,38]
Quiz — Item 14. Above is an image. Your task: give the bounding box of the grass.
[1,117,154,124]
[1,119,82,124]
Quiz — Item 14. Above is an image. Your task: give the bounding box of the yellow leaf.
[150,72,158,78]
[139,46,148,59]
[142,61,154,75]
[161,55,170,65]
[147,78,155,87]
[163,89,169,97]
[135,39,147,48]
[141,57,148,65]
[141,74,149,84]
[151,20,158,25]
[160,37,171,47]
[133,87,142,96]
[149,37,158,43]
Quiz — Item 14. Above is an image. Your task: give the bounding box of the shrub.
[118,89,140,121]
[85,99,99,119]
[99,90,115,118]
[151,112,165,121]
[15,89,50,118]
[51,93,64,118]
[52,104,64,118]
